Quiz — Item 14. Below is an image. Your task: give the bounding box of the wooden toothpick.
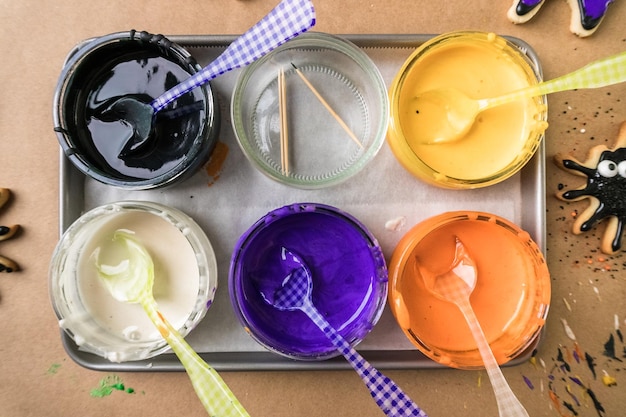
[278,67,289,175]
[291,63,363,148]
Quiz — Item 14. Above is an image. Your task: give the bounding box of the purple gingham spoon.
[105,0,316,156]
[417,237,529,417]
[263,247,428,417]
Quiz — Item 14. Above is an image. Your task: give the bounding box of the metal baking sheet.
[58,34,546,371]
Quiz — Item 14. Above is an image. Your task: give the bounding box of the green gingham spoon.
[95,230,249,417]
[412,50,626,144]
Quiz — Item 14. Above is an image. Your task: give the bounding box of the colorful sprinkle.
[561,319,577,341]
[573,342,583,364]
[558,348,572,372]
[563,297,572,312]
[523,375,534,389]
[46,363,61,375]
[565,383,580,406]
[568,376,585,387]
[601,370,617,387]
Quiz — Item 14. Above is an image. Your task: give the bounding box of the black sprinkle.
[586,388,606,417]
[585,352,597,379]
[563,401,579,416]
[603,333,622,361]
[557,348,571,372]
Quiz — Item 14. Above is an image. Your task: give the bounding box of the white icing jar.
[49,201,218,363]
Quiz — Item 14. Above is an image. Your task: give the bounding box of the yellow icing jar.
[387,32,548,189]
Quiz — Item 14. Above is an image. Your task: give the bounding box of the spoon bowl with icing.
[417,237,529,417]
[229,203,387,361]
[49,201,218,363]
[414,50,626,145]
[104,0,316,156]
[95,230,250,417]
[388,211,551,369]
[263,247,428,417]
[387,31,548,189]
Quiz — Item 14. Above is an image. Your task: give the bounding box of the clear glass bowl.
[49,201,218,362]
[231,32,388,189]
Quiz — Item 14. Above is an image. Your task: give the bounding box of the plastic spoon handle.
[301,300,428,417]
[151,0,315,112]
[456,297,529,417]
[482,50,626,110]
[139,294,250,417]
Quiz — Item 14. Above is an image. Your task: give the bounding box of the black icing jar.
[53,30,220,190]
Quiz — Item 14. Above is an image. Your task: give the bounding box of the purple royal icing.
[229,203,387,358]
[579,0,613,21]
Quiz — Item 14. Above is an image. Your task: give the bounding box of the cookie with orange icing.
[0,188,20,272]
[508,0,615,37]
[555,122,626,255]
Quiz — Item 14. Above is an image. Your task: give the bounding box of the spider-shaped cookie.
[0,188,20,272]
[555,122,626,255]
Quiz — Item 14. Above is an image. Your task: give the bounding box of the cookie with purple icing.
[0,188,20,272]
[507,0,615,37]
[555,122,626,255]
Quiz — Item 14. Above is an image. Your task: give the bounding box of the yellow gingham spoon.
[95,230,249,417]
[412,50,626,144]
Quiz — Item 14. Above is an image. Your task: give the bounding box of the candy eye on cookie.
[555,121,626,255]
[596,159,626,178]
[0,188,20,273]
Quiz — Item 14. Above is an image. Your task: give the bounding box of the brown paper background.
[1,0,625,416]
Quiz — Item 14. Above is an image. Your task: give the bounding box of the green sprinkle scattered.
[46,363,62,375]
[90,375,136,398]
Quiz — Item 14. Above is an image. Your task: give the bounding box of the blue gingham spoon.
[263,247,429,417]
[105,0,316,156]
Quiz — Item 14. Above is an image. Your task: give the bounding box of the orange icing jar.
[388,211,550,369]
[387,32,548,189]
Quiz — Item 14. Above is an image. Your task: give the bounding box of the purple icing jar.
[229,203,388,360]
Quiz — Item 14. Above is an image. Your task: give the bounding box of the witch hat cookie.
[555,122,626,255]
